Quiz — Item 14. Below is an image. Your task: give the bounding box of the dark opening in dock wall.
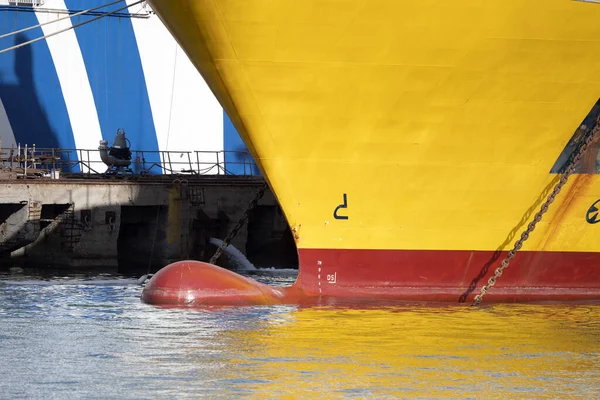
[246,205,298,269]
[0,203,25,224]
[191,209,229,262]
[117,205,167,273]
[39,204,70,230]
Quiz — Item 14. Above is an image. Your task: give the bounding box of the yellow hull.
[146,0,600,300]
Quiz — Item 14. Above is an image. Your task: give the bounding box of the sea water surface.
[1,268,599,399]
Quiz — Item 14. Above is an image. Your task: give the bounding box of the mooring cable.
[0,0,123,40]
[0,0,144,56]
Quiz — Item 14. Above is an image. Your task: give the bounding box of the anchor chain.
[473,118,600,306]
[209,183,268,265]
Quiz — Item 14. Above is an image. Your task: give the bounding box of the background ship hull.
[0,0,256,174]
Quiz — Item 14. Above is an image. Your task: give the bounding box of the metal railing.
[0,146,260,177]
[4,1,46,6]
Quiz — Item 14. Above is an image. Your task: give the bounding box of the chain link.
[473,119,600,305]
[209,183,268,265]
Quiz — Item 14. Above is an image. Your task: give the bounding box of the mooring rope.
[0,0,144,56]
[0,0,123,41]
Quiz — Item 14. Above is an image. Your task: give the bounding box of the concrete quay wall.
[0,177,296,271]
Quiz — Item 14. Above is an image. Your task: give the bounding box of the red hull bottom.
[296,249,600,303]
[141,249,600,307]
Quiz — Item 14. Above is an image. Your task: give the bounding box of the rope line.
[0,0,144,56]
[0,0,123,41]
[165,44,178,150]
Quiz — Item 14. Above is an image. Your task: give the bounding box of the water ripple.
[0,271,599,398]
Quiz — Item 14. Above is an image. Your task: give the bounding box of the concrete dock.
[0,175,297,272]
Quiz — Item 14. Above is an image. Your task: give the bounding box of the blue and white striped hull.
[0,0,253,174]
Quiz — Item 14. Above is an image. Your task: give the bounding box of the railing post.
[24,144,27,177]
[187,152,193,173]
[32,144,36,170]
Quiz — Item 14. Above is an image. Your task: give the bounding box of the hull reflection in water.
[1,272,599,397]
[216,305,600,398]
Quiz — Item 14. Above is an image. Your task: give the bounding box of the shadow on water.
[0,33,60,148]
[458,174,561,303]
